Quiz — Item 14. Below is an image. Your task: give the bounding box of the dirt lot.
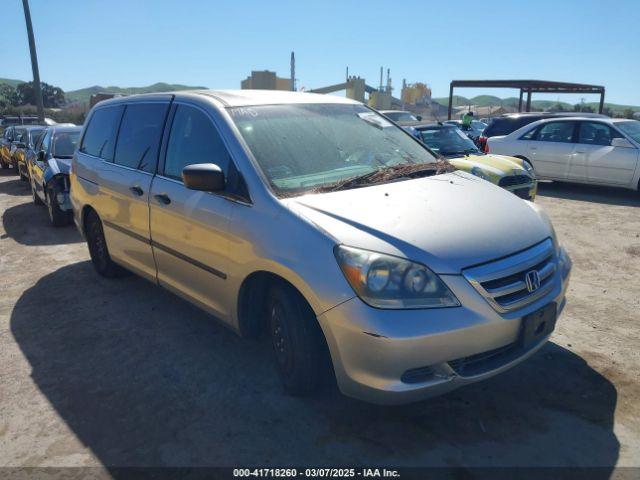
[1,170,639,474]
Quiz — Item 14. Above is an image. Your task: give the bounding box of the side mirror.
[416,115,422,121]
[37,150,46,162]
[14,142,26,149]
[611,137,634,149]
[182,163,225,192]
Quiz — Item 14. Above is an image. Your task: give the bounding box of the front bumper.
[505,180,538,201]
[318,252,570,405]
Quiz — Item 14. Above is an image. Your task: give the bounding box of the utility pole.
[22,0,45,123]
[290,51,296,92]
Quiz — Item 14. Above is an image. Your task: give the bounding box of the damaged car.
[411,123,538,200]
[29,126,82,226]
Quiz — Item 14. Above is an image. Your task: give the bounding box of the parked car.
[479,112,607,152]
[0,126,18,169]
[71,91,571,405]
[444,119,487,143]
[487,117,640,191]
[379,110,423,125]
[28,126,82,226]
[0,115,52,135]
[11,125,47,180]
[412,124,537,200]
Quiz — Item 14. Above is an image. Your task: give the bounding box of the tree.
[622,108,635,119]
[0,84,21,109]
[16,81,65,108]
[549,102,565,112]
[573,102,594,113]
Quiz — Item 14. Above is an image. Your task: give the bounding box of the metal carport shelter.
[447,80,606,119]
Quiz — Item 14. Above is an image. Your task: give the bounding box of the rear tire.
[47,186,72,227]
[85,210,127,278]
[267,282,330,396]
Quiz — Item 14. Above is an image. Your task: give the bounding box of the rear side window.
[520,126,539,140]
[114,103,169,172]
[537,122,576,143]
[80,106,124,161]
[164,105,231,181]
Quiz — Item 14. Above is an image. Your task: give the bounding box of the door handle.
[154,193,171,205]
[530,146,537,150]
[130,186,144,196]
[575,150,586,154]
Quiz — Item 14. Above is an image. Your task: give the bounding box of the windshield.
[230,103,440,196]
[52,131,81,157]
[616,121,640,144]
[419,127,480,156]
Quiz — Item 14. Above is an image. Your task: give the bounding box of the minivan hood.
[283,171,551,274]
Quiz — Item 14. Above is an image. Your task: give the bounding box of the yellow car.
[412,124,537,200]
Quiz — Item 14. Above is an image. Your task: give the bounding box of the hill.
[432,95,638,114]
[0,78,25,88]
[64,82,207,104]
[0,79,207,104]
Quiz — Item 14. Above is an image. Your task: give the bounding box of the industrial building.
[240,70,291,91]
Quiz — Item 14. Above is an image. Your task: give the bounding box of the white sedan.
[486,117,640,191]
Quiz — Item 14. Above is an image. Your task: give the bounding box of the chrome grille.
[463,239,557,313]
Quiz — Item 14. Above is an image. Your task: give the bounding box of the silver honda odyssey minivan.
[70,90,572,404]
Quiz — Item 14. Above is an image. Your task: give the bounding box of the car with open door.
[29,126,82,226]
[12,125,47,180]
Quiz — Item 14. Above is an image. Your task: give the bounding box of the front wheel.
[85,210,127,278]
[47,186,72,227]
[267,283,331,396]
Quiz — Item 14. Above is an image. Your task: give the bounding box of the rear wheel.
[46,185,72,227]
[267,282,330,396]
[85,210,127,278]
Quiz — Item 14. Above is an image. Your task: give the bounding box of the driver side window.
[164,105,231,181]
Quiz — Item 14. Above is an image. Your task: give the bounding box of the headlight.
[558,246,572,279]
[470,166,491,181]
[334,245,460,309]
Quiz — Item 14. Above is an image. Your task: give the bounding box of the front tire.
[267,282,330,396]
[46,186,72,227]
[85,210,127,278]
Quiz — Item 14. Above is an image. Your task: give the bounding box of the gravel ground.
[1,171,639,474]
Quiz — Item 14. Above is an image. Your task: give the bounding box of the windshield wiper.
[316,161,454,193]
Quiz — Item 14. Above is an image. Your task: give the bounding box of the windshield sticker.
[357,112,393,129]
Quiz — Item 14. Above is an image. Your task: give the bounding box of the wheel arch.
[80,204,99,236]
[236,270,317,339]
[512,154,533,167]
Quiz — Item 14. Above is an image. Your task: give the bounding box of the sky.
[2,0,639,106]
